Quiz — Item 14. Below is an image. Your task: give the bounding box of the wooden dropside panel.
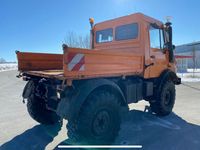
[17,52,63,71]
[63,47,144,79]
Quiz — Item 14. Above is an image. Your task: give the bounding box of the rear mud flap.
[22,81,34,99]
[56,89,74,119]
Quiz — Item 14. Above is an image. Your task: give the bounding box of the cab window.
[96,28,113,43]
[115,23,138,41]
[149,26,164,49]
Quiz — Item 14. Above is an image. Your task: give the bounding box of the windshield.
[149,25,164,49]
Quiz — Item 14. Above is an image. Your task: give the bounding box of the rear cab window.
[95,23,139,44]
[96,28,113,43]
[115,23,138,41]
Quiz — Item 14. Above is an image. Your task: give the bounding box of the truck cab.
[92,13,176,78]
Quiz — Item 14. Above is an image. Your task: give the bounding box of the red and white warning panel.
[67,52,85,71]
[63,47,144,79]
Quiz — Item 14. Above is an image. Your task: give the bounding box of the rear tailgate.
[63,47,144,79]
[16,51,63,71]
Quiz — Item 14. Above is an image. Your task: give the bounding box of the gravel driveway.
[0,70,200,150]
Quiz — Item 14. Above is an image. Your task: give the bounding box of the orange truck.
[16,13,181,144]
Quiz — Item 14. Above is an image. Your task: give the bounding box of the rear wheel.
[150,81,175,116]
[67,89,123,144]
[26,81,60,125]
[27,94,60,124]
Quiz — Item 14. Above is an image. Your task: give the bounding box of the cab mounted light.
[89,18,94,28]
[165,16,172,23]
[89,18,95,49]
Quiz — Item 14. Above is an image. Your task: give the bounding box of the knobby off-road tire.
[27,87,60,125]
[67,89,124,145]
[150,81,176,116]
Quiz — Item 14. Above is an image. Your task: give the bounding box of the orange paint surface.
[16,13,175,80]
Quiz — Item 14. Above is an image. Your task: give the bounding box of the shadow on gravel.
[1,110,200,150]
[114,111,200,150]
[0,123,62,150]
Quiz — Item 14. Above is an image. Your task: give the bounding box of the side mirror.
[172,45,176,50]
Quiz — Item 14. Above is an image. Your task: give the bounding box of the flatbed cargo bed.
[23,69,143,81]
[23,70,65,79]
[17,46,144,81]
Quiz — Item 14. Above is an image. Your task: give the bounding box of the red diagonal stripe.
[67,52,76,63]
[72,56,85,71]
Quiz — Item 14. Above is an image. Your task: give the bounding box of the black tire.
[150,81,175,116]
[67,89,123,144]
[27,91,60,125]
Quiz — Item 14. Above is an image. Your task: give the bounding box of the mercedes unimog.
[16,13,181,144]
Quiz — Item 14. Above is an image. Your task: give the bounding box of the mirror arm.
[150,23,161,29]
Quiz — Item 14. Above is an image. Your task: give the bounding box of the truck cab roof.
[93,13,163,52]
[95,13,162,28]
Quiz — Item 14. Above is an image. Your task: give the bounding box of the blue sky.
[1,0,200,61]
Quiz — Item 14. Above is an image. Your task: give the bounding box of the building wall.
[176,58,188,72]
[175,42,200,68]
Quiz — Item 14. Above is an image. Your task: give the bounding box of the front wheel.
[150,81,176,116]
[67,89,123,144]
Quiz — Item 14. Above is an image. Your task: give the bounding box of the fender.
[155,69,181,97]
[22,80,35,99]
[159,69,181,86]
[56,78,126,121]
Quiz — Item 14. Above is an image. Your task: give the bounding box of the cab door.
[148,25,168,78]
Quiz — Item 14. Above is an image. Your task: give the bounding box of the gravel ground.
[0,70,200,150]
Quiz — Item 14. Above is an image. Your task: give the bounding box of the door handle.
[150,55,155,59]
[145,63,154,69]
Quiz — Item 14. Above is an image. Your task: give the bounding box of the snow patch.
[0,63,18,72]
[178,69,200,82]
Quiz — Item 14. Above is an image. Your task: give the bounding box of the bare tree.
[64,31,90,49]
[0,58,6,63]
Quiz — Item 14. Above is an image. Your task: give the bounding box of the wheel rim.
[92,110,111,136]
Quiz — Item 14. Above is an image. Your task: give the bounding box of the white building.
[175,41,200,72]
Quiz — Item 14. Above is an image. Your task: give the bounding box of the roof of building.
[175,41,200,53]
